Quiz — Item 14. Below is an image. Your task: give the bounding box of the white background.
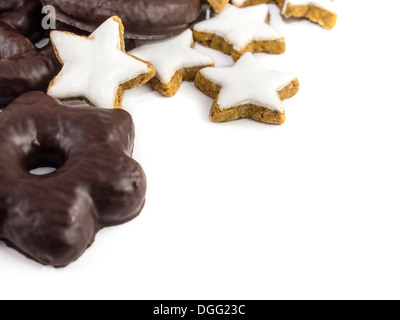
[1,0,400,300]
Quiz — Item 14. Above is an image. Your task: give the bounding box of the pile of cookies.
[0,0,337,267]
[207,0,337,29]
[0,0,60,108]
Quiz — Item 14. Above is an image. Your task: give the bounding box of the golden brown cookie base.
[233,0,285,9]
[210,103,286,124]
[195,71,299,124]
[283,4,337,29]
[232,1,336,29]
[207,0,229,13]
[193,29,285,61]
[116,64,156,108]
[151,64,214,97]
[233,0,280,8]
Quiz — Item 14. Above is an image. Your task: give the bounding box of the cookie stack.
[0,0,337,267]
[47,0,336,125]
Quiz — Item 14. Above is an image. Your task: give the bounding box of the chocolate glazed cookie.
[0,92,146,267]
[41,0,203,39]
[0,0,61,108]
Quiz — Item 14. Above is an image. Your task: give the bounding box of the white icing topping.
[129,29,213,85]
[194,4,283,51]
[231,0,336,14]
[48,17,151,109]
[199,52,297,112]
[231,0,248,6]
[283,0,336,13]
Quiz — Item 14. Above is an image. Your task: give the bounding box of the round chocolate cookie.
[0,92,147,267]
[41,0,203,39]
[0,0,60,108]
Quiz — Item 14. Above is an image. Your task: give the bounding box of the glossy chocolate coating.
[0,44,61,108]
[0,0,61,108]
[0,92,147,267]
[0,0,44,40]
[0,0,25,12]
[41,0,202,39]
[0,22,34,59]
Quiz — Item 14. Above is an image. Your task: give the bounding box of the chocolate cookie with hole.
[0,92,146,267]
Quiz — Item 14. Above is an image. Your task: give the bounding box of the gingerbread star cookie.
[129,29,214,97]
[194,52,299,124]
[206,0,229,13]
[280,0,337,29]
[48,16,156,109]
[193,4,285,61]
[232,0,337,29]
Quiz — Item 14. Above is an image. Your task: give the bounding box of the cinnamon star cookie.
[194,52,299,124]
[232,0,337,29]
[193,4,285,61]
[48,16,156,109]
[281,0,337,29]
[130,29,214,97]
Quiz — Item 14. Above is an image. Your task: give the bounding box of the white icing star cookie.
[129,29,214,97]
[231,0,337,29]
[193,4,285,61]
[281,0,337,29]
[48,16,156,109]
[194,52,299,124]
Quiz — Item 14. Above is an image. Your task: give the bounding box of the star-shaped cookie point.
[193,4,285,61]
[129,29,214,97]
[48,16,156,109]
[207,0,229,13]
[232,0,337,29]
[194,52,299,124]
